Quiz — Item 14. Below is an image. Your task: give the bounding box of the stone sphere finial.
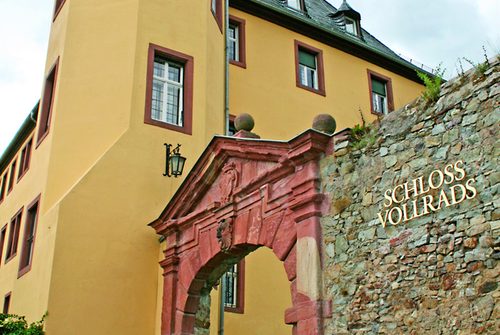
[312,114,336,134]
[234,113,255,132]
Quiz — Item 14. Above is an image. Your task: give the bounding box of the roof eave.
[230,0,433,83]
[0,103,39,174]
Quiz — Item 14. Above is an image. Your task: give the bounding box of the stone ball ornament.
[234,113,255,132]
[312,114,336,134]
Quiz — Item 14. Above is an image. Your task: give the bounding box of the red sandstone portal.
[150,130,333,335]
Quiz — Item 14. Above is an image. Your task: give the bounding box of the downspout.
[219,0,230,332]
[224,0,230,135]
[218,276,226,335]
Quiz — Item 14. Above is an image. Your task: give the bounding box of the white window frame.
[228,24,239,62]
[298,52,318,90]
[345,17,358,35]
[211,0,217,14]
[222,263,238,309]
[372,91,388,115]
[152,59,184,126]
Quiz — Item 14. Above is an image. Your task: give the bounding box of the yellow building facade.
[0,0,426,334]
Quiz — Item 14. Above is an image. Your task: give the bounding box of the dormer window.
[345,17,357,35]
[330,1,362,37]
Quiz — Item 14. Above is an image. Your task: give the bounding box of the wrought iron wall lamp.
[163,143,186,177]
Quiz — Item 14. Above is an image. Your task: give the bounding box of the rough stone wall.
[321,57,499,334]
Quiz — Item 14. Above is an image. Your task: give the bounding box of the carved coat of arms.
[216,218,233,252]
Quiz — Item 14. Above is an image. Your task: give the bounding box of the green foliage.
[350,123,376,150]
[463,46,490,77]
[417,64,445,103]
[0,313,45,335]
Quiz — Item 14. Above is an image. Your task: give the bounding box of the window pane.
[228,25,238,61]
[299,64,317,89]
[154,59,165,78]
[152,80,164,121]
[373,93,387,114]
[345,18,357,35]
[166,85,181,125]
[299,50,316,69]
[306,68,317,89]
[228,26,236,39]
[287,0,301,10]
[168,64,181,83]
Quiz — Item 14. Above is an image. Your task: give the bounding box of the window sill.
[296,84,326,97]
[144,118,192,135]
[17,169,29,183]
[224,306,244,314]
[230,60,246,69]
[5,253,16,265]
[36,130,50,149]
[18,265,32,279]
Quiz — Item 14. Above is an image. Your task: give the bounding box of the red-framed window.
[53,0,67,20]
[211,0,223,32]
[144,44,194,135]
[18,195,41,278]
[367,69,394,115]
[7,160,17,194]
[3,292,11,314]
[37,58,59,146]
[0,225,7,267]
[5,208,23,263]
[228,16,247,69]
[294,40,326,96]
[0,174,7,203]
[18,138,33,182]
[222,260,245,314]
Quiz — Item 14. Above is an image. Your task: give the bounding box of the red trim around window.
[7,159,17,195]
[37,58,60,147]
[367,69,394,115]
[5,207,23,263]
[53,0,67,21]
[229,16,247,69]
[0,225,7,267]
[18,195,41,278]
[0,174,7,204]
[3,292,11,314]
[144,44,194,135]
[17,138,33,182]
[294,40,326,96]
[211,0,223,33]
[224,259,245,314]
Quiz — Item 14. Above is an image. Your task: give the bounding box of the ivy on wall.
[0,313,45,335]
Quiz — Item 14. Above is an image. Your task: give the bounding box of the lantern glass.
[170,153,186,176]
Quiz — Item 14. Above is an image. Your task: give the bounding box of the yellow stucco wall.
[209,248,293,335]
[0,1,425,334]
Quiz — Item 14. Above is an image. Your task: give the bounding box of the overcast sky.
[0,0,499,155]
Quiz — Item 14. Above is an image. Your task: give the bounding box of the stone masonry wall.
[321,57,499,334]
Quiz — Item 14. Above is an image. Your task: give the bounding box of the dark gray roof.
[237,0,426,76]
[270,0,401,58]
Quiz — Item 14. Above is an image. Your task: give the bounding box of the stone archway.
[150,130,333,335]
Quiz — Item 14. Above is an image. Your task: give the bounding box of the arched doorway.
[207,248,293,335]
[150,130,333,334]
